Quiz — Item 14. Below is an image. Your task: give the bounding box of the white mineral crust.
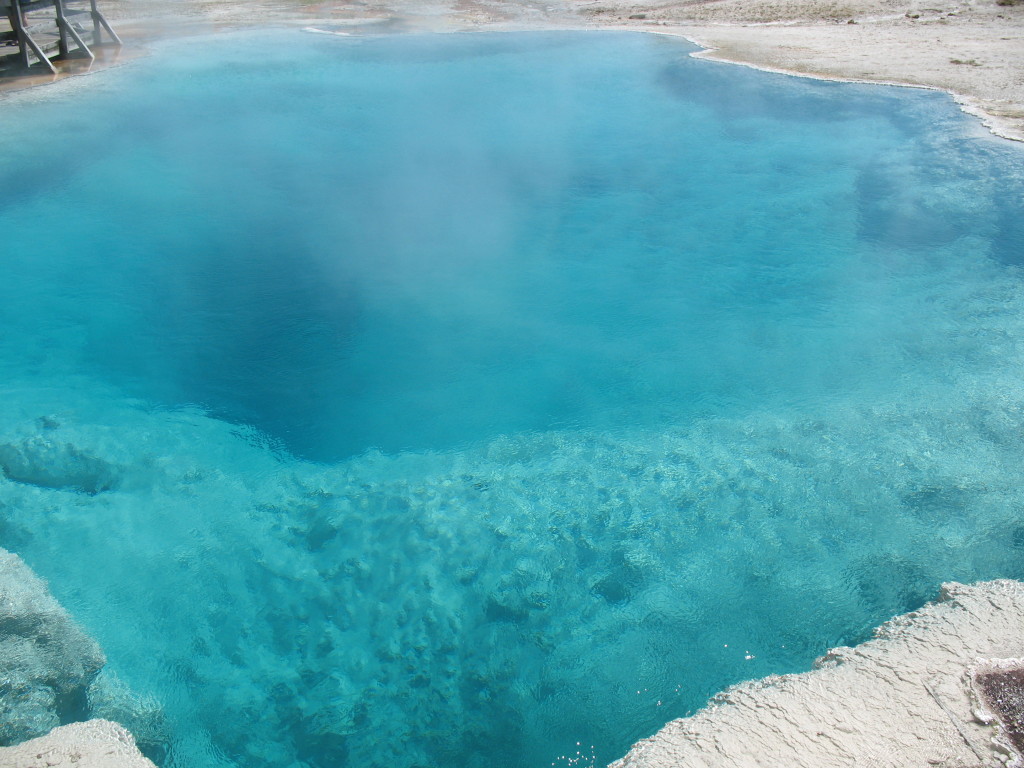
[612,580,1024,768]
[0,720,156,768]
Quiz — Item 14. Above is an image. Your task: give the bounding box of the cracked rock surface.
[612,580,1024,768]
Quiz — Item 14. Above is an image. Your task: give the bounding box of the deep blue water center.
[2,28,1024,768]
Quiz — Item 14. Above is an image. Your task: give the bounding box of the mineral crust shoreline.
[0,720,156,768]
[612,580,1024,768]
[2,0,1022,142]
[5,578,1024,767]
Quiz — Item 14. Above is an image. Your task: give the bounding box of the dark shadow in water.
[114,230,360,461]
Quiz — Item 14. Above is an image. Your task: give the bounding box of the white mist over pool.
[1,29,1024,768]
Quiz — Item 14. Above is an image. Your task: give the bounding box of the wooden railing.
[2,0,120,74]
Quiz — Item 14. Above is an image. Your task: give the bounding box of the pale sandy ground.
[613,580,1024,768]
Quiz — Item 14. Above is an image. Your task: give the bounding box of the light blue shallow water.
[2,28,1024,768]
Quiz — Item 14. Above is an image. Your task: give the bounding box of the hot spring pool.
[1,28,1024,768]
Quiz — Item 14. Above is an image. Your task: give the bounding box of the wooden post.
[5,5,25,62]
[90,1,119,46]
[57,13,93,59]
[10,0,57,72]
[10,0,31,68]
[89,0,99,44]
[53,0,68,58]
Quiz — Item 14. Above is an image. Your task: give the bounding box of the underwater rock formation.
[0,548,165,760]
[0,436,121,495]
[0,719,156,768]
[0,548,105,745]
[612,580,1024,768]
[86,672,168,764]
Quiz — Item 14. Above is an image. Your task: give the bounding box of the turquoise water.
[2,28,1024,768]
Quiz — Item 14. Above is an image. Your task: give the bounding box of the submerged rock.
[612,580,1024,768]
[0,548,167,762]
[0,719,156,768]
[86,672,169,764]
[0,548,105,746]
[0,438,121,495]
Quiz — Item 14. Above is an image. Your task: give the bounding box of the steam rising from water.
[1,29,1024,768]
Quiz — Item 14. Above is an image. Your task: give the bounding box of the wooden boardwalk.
[1,0,120,74]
